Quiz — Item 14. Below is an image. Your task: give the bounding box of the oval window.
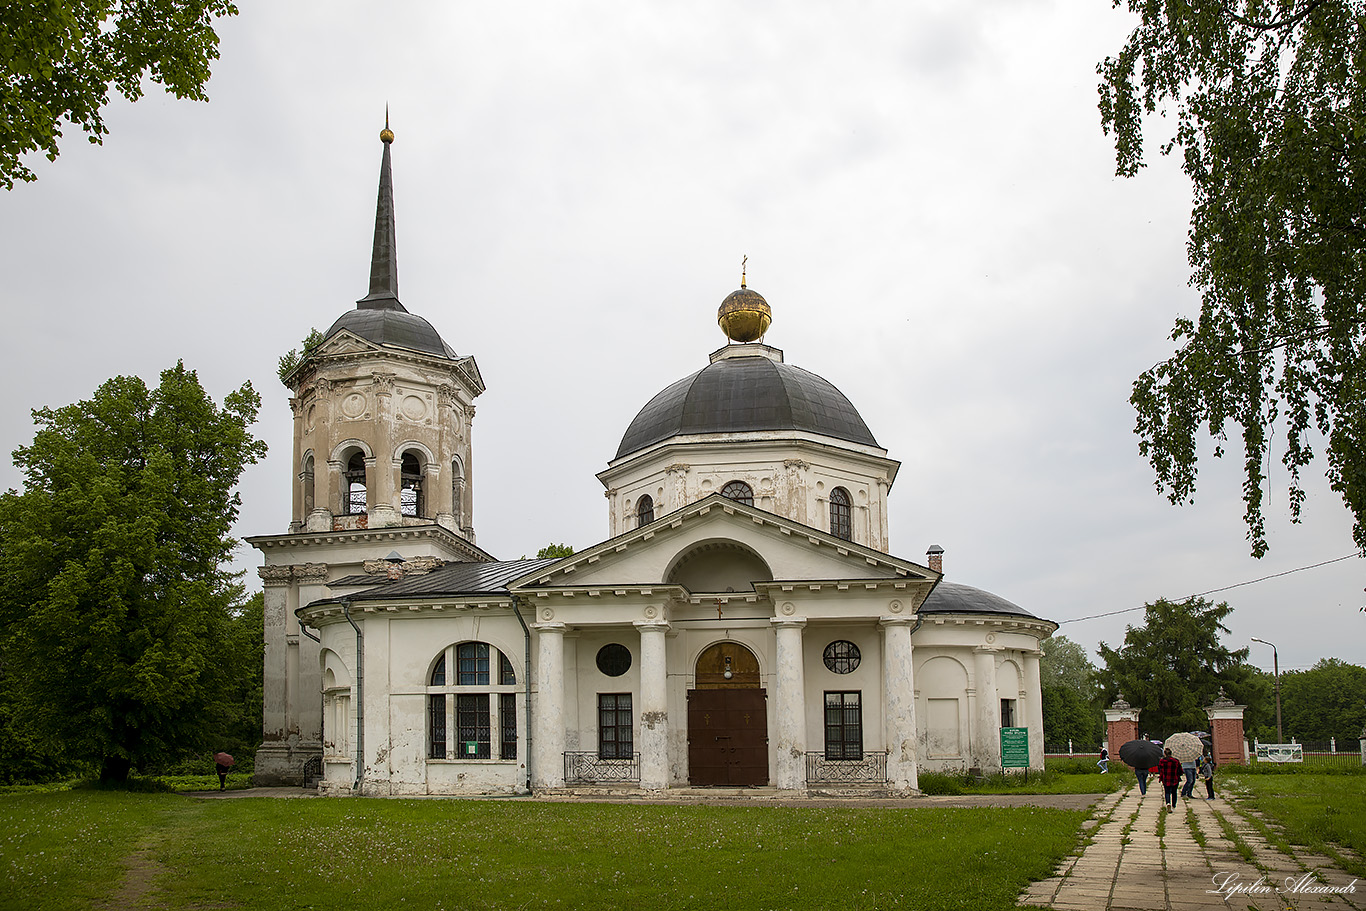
[823,640,861,674]
[596,643,632,677]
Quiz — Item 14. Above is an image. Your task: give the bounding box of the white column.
[533,622,566,789]
[881,617,918,791]
[772,618,807,791]
[973,646,1001,773]
[635,619,671,790]
[1023,649,1044,770]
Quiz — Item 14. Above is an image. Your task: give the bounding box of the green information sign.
[1001,727,1030,768]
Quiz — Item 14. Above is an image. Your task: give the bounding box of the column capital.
[259,565,293,587]
[770,617,807,630]
[879,616,918,629]
[633,619,671,633]
[532,622,567,634]
[973,644,1003,654]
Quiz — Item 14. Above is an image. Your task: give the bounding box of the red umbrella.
[214,752,235,766]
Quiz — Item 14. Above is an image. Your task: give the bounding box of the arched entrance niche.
[687,642,768,786]
[665,539,773,593]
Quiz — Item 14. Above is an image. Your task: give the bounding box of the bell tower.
[248,122,492,785]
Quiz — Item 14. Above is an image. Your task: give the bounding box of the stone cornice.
[248,525,493,563]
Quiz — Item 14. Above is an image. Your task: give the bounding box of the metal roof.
[920,580,1040,619]
[324,307,457,359]
[330,558,560,602]
[615,355,879,459]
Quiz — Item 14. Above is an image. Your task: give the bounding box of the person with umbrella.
[1164,732,1205,801]
[1118,739,1162,795]
[1156,747,1183,810]
[214,752,235,791]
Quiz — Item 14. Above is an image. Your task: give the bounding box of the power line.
[1057,551,1363,625]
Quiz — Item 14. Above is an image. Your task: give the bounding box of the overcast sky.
[3,0,1362,676]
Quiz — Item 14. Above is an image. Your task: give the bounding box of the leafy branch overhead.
[1100,0,1366,556]
[278,328,324,386]
[0,0,239,189]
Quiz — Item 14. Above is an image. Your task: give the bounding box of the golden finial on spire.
[718,256,771,343]
[380,105,394,144]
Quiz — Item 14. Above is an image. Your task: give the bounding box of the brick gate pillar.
[1103,694,1139,755]
[1205,688,1247,766]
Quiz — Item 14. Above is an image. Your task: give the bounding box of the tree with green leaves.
[1040,635,1104,747]
[536,543,575,559]
[0,363,265,780]
[1,0,238,189]
[1100,0,1366,556]
[1098,597,1270,737]
[1278,657,1366,741]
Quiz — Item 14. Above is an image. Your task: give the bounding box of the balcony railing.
[805,750,888,784]
[563,751,642,784]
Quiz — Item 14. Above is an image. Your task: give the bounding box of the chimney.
[926,544,944,575]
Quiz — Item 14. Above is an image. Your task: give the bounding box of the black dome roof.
[325,307,456,359]
[920,581,1041,620]
[615,354,879,459]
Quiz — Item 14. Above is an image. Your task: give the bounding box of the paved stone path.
[1020,785,1364,910]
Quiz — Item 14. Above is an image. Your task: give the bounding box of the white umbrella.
[1165,732,1204,762]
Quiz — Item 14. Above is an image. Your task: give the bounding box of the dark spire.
[357,114,406,311]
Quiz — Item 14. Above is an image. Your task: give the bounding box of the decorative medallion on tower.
[716,256,772,343]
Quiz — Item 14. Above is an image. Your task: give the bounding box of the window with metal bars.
[824,691,863,760]
[598,693,633,759]
[829,486,852,541]
[344,452,367,515]
[428,643,518,762]
[500,693,517,759]
[428,694,447,759]
[456,694,491,759]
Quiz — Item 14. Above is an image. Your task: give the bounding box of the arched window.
[427,642,518,761]
[636,495,654,527]
[829,486,852,541]
[400,451,424,518]
[302,455,315,514]
[720,481,753,506]
[344,452,367,515]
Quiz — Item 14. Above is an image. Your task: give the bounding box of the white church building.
[248,127,1057,796]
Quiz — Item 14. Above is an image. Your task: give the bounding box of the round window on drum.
[823,640,861,674]
[596,643,632,677]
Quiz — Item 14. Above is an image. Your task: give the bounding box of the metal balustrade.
[563,751,642,784]
[805,750,888,783]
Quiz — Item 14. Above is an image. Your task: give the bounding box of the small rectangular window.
[456,694,491,759]
[428,694,447,759]
[598,693,633,759]
[824,691,863,760]
[1000,698,1016,729]
[499,693,518,760]
[457,642,490,685]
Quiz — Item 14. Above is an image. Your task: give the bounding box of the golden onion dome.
[717,279,771,343]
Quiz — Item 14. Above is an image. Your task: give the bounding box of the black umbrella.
[1118,739,1164,770]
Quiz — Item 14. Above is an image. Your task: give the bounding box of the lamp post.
[1251,637,1282,743]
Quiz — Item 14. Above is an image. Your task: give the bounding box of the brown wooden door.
[687,688,769,786]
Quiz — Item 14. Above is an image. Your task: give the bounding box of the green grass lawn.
[0,791,1089,911]
[1223,769,1366,877]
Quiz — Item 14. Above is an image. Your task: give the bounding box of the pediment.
[315,330,384,358]
[510,493,936,592]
